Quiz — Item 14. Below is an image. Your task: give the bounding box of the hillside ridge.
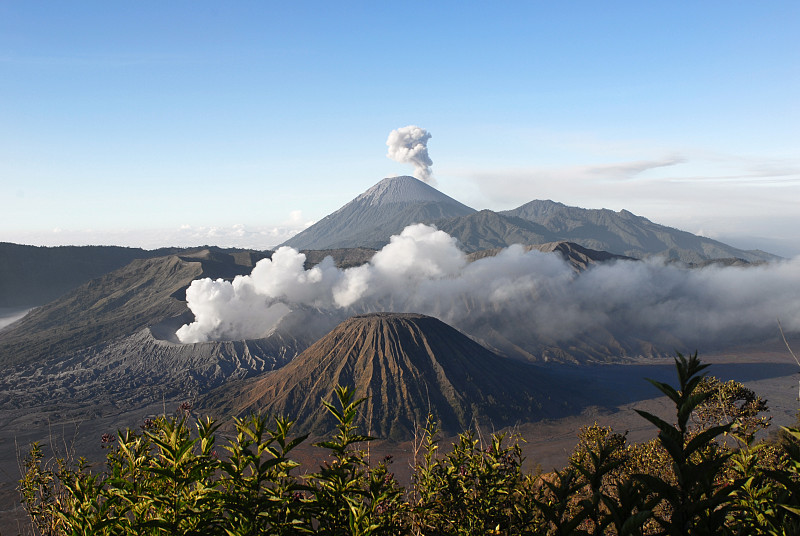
[501,199,777,263]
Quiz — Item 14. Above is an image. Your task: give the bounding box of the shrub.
[411,416,538,535]
[19,352,800,535]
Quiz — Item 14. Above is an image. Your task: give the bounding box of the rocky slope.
[0,322,320,419]
[0,255,203,368]
[202,313,587,439]
[0,246,381,368]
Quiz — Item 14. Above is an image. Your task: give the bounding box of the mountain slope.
[203,313,584,439]
[0,255,202,368]
[0,243,185,308]
[0,248,273,368]
[0,246,386,368]
[282,176,476,250]
[502,200,777,263]
[435,210,560,252]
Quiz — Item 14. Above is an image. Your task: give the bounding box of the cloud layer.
[177,224,800,357]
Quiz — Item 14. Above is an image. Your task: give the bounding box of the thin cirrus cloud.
[468,154,800,204]
[460,153,800,256]
[575,156,687,181]
[467,155,688,205]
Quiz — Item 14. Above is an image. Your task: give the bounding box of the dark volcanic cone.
[204,312,582,440]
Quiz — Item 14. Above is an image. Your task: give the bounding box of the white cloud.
[177,224,800,354]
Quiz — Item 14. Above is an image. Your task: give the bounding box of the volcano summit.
[282,176,476,250]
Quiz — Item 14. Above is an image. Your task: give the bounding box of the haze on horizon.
[1,2,798,256]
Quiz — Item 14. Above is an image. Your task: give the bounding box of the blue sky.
[1,2,798,255]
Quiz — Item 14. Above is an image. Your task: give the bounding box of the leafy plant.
[634,351,737,534]
[18,354,800,536]
[217,413,307,535]
[19,409,309,535]
[306,385,406,535]
[412,416,539,535]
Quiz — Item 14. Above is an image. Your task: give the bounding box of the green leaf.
[645,378,681,403]
[634,409,675,435]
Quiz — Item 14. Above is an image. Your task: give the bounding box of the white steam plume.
[386,125,434,183]
[177,224,800,356]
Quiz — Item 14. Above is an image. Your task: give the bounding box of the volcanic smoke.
[176,224,800,351]
[386,126,434,183]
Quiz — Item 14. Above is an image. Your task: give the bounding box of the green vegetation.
[19,353,800,535]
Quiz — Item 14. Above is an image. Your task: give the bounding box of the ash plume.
[177,224,800,353]
[386,125,434,183]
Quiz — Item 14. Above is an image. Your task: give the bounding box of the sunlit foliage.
[20,354,800,535]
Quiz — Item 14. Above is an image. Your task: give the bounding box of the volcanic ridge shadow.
[546,359,800,411]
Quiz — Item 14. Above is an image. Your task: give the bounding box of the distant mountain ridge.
[501,200,777,263]
[0,176,778,312]
[466,241,634,272]
[1,175,780,371]
[281,176,476,250]
[283,176,777,263]
[0,243,185,308]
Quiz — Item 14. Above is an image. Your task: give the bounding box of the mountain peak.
[281,176,475,250]
[204,312,581,439]
[355,175,460,207]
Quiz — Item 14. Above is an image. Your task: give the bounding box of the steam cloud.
[177,224,800,356]
[386,126,434,183]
